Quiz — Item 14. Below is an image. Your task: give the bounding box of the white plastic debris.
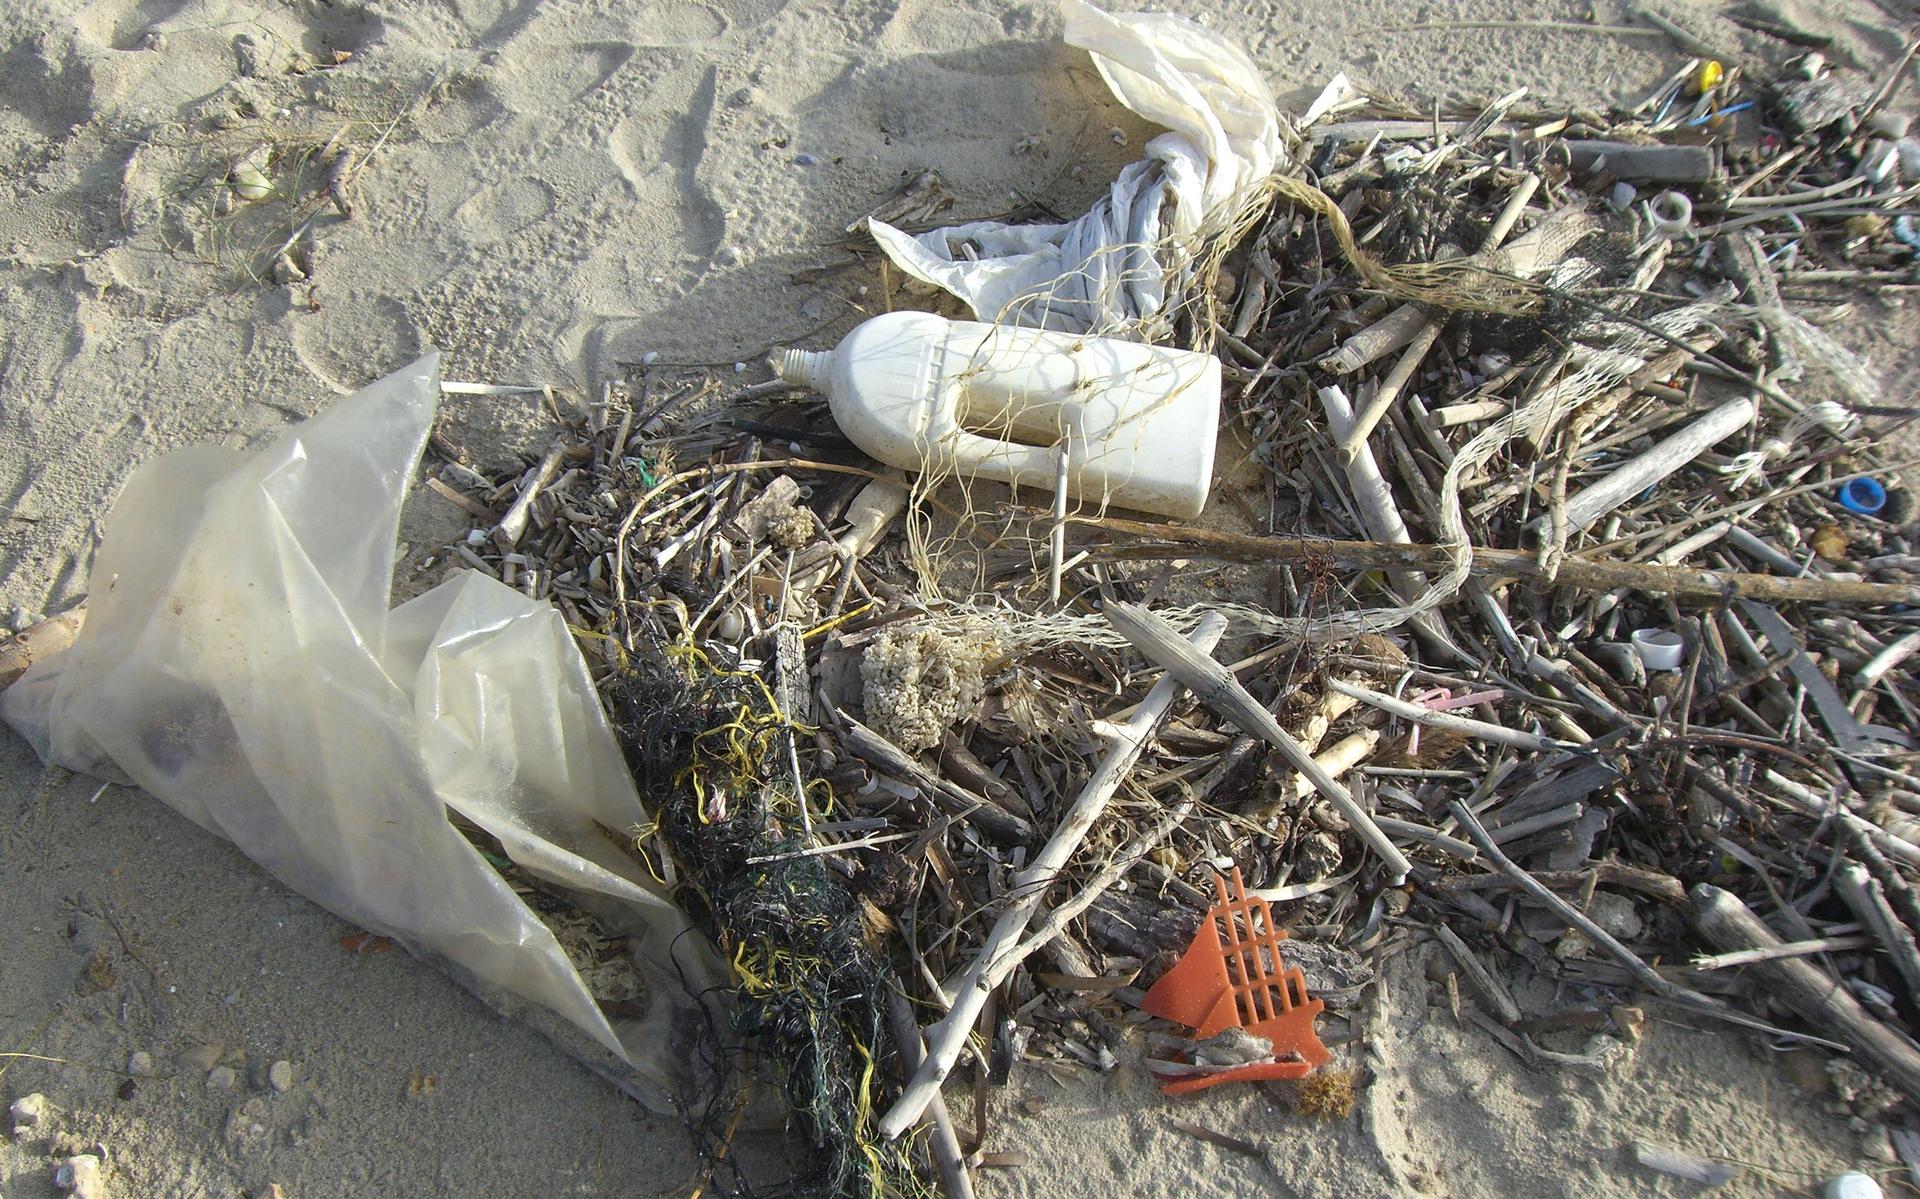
[1827,1172,1885,1199]
[1647,189,1694,236]
[776,310,1220,517]
[0,356,720,1111]
[1631,628,1686,672]
[1634,1142,1740,1186]
[866,0,1282,338]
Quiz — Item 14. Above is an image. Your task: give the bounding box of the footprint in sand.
[291,297,421,392]
[452,177,556,244]
[629,0,727,46]
[488,41,634,113]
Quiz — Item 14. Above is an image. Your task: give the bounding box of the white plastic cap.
[1631,628,1685,672]
[1826,1172,1884,1199]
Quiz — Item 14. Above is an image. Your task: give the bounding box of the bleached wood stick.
[876,611,1228,1141]
[1318,303,1430,375]
[1049,432,1071,604]
[1536,396,1757,533]
[1319,384,1429,606]
[1328,677,1568,753]
[1429,398,1509,427]
[1692,935,1877,971]
[1331,179,1561,458]
[885,992,976,1199]
[1105,601,1413,883]
[1250,729,1379,821]
[1835,862,1920,1003]
[1692,883,1920,1102]
[492,442,568,550]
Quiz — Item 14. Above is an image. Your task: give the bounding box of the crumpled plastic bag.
[867,0,1283,337]
[1,354,718,1110]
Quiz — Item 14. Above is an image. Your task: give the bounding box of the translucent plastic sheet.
[867,0,1282,336]
[1,355,717,1110]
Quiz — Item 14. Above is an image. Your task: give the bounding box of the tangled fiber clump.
[605,648,931,1199]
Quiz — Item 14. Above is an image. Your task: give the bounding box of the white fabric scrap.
[866,0,1283,338]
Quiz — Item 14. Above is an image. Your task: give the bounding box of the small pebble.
[268,1060,293,1094]
[126,1051,152,1077]
[640,351,659,366]
[1862,1124,1897,1164]
[1868,111,1911,139]
[713,245,742,267]
[179,1043,222,1073]
[206,1065,238,1092]
[1898,137,1920,184]
[732,362,747,373]
[54,1153,104,1199]
[793,152,818,166]
[10,1092,50,1136]
[7,605,30,633]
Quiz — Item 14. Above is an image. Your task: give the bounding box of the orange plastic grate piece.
[1140,867,1330,1094]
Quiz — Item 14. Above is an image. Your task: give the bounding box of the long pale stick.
[876,611,1228,1140]
[1105,601,1413,883]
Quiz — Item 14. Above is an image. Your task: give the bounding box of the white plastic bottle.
[776,311,1220,519]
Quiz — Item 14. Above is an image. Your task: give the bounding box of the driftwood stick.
[1105,601,1412,883]
[877,613,1228,1141]
[885,992,977,1199]
[1319,385,1431,603]
[836,712,1035,846]
[1691,935,1878,971]
[1432,922,1523,1025]
[1376,816,1480,860]
[1534,396,1757,533]
[1691,884,1920,1102]
[1835,862,1920,1003]
[1429,861,1688,904]
[1006,734,1267,977]
[1330,677,1567,753]
[1075,517,1920,607]
[492,441,569,550]
[1251,729,1379,820]
[1451,803,1716,1010]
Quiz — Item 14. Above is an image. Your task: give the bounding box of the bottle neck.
[776,348,835,394]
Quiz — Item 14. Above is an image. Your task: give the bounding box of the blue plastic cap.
[1840,477,1888,516]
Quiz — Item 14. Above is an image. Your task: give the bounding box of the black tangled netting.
[605,649,931,1199]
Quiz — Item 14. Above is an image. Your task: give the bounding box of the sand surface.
[3,0,1917,1195]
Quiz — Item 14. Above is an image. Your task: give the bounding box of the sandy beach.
[4,0,1919,1195]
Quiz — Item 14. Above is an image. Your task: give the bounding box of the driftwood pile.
[396,31,1920,1199]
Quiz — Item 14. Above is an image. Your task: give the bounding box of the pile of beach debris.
[399,26,1920,1199]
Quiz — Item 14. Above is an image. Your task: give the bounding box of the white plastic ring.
[1648,190,1693,236]
[1631,628,1686,672]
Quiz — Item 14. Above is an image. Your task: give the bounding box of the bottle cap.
[1840,477,1887,516]
[1631,628,1685,672]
